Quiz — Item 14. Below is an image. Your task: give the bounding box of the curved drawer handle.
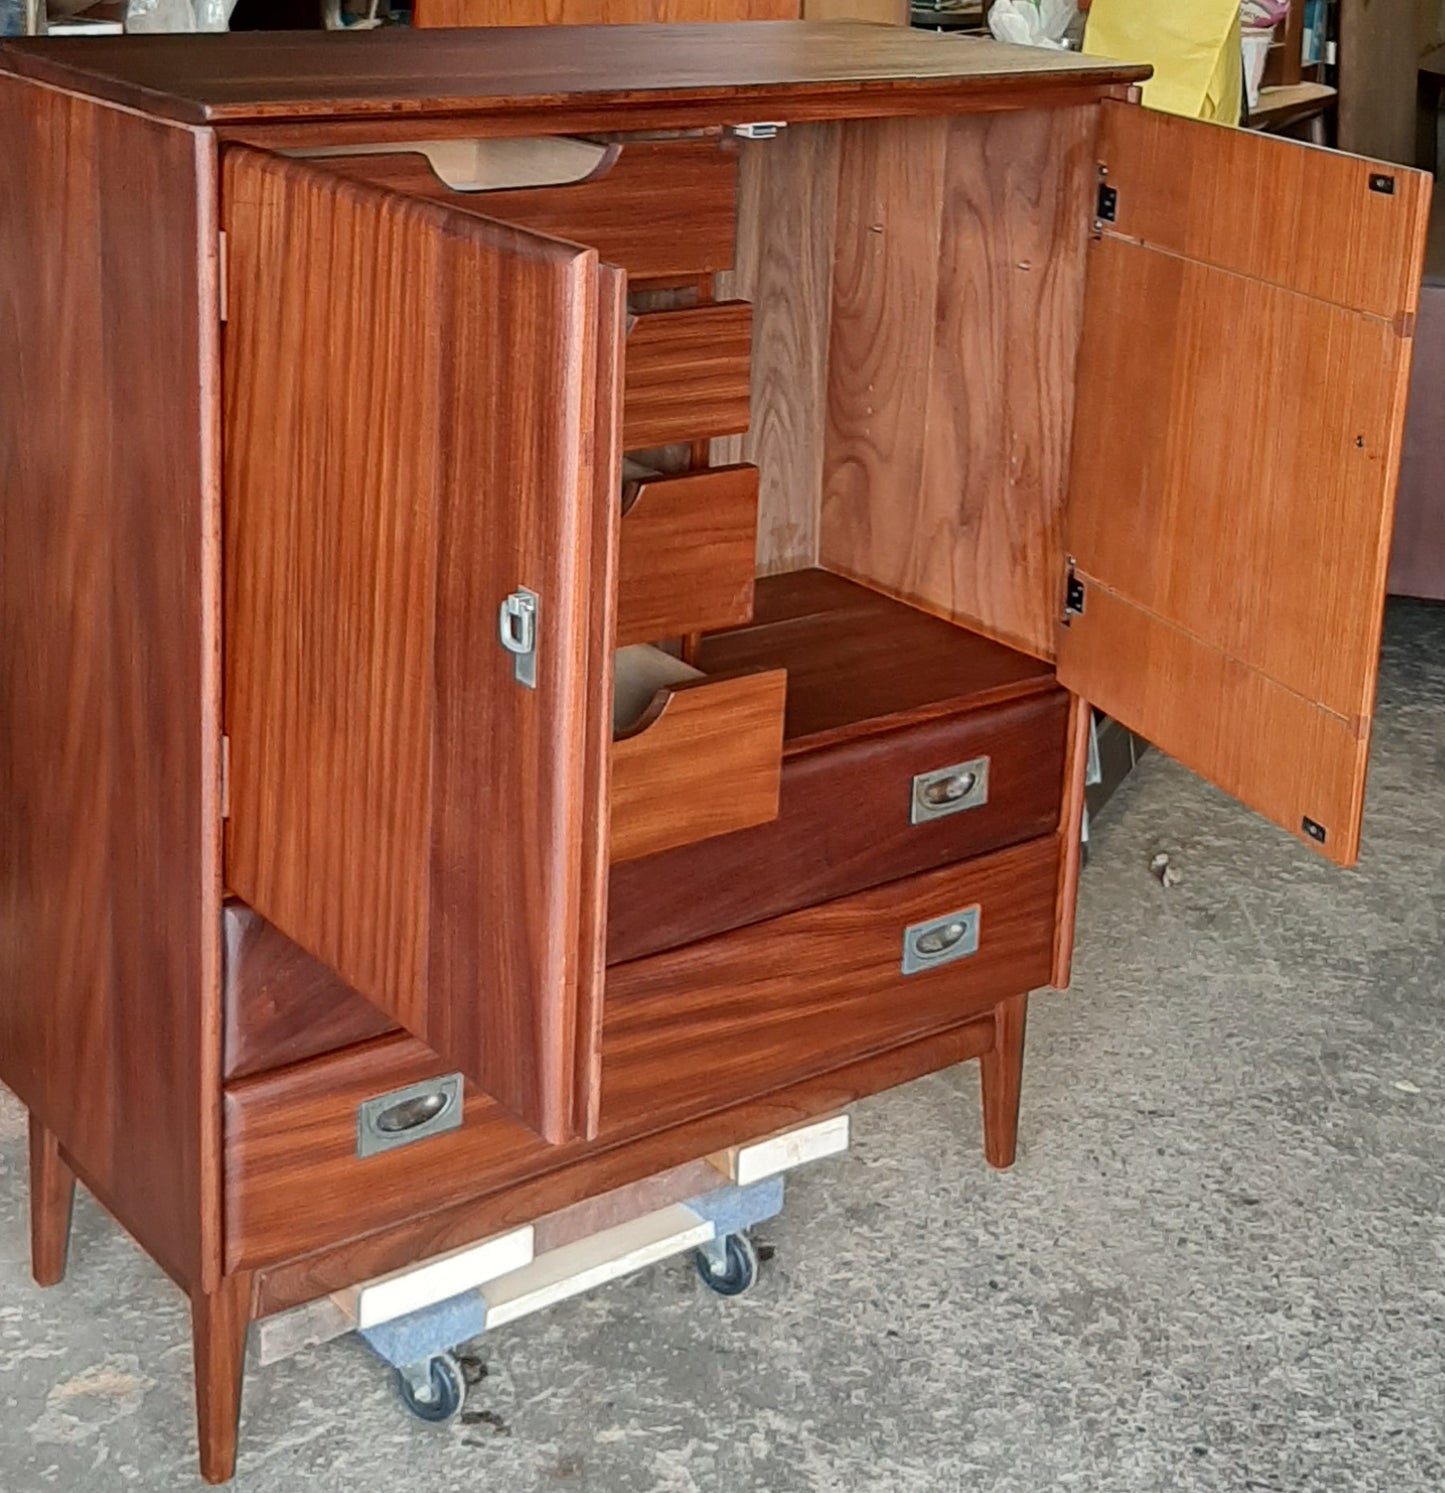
[376,1091,452,1134]
[901,905,981,975]
[357,1074,464,1159]
[911,757,989,824]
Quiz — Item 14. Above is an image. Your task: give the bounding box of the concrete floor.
[2,599,1444,1492]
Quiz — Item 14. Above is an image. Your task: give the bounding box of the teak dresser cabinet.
[0,22,1429,1482]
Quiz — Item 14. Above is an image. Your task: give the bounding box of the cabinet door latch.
[498,587,539,689]
[729,121,788,140]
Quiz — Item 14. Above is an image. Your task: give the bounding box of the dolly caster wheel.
[694,1231,760,1297]
[394,1352,465,1424]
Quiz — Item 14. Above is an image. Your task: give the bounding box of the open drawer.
[611,646,786,863]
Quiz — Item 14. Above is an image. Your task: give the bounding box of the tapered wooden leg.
[192,1272,253,1486]
[979,992,1028,1169]
[28,1114,76,1288]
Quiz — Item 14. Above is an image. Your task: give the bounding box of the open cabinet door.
[222,148,621,1143]
[1059,104,1431,866]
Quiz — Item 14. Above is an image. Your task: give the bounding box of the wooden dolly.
[251,1113,851,1423]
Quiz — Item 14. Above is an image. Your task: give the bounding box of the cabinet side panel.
[0,77,221,1291]
[819,108,1096,661]
[714,122,840,576]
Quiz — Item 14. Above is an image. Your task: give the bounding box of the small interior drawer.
[623,302,753,449]
[288,135,739,282]
[610,645,786,864]
[616,462,759,647]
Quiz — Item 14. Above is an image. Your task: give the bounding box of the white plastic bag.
[988,0,1076,51]
[125,0,234,31]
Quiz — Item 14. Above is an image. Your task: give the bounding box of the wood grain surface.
[0,76,223,1294]
[1095,100,1430,323]
[224,838,1048,1272]
[223,148,615,1141]
[714,123,841,576]
[979,991,1026,1169]
[569,261,628,1140]
[415,0,794,24]
[0,26,1151,128]
[610,669,787,861]
[309,136,739,282]
[1049,691,1090,990]
[695,569,1057,750]
[617,464,759,646]
[608,689,1070,962]
[820,108,1097,662]
[237,1017,997,1291]
[623,301,753,449]
[602,837,1056,1131]
[28,1116,76,1288]
[191,1271,253,1484]
[222,903,398,1081]
[1063,113,1429,866]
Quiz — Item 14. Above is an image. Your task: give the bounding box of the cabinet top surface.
[0,22,1148,126]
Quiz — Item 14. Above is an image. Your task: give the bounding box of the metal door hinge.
[729,121,787,140]
[219,734,230,819]
[1094,178,1117,229]
[498,587,539,689]
[218,230,228,323]
[1302,816,1328,845]
[1063,565,1086,621]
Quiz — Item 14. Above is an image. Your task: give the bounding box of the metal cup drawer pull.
[357,1074,464,1159]
[910,756,990,824]
[901,905,981,975]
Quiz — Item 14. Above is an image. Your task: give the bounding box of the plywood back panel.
[818,108,1097,660]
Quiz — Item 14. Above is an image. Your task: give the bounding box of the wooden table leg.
[192,1272,253,1486]
[28,1114,76,1288]
[979,992,1028,1169]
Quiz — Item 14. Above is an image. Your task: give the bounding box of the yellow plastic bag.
[1082,0,1243,123]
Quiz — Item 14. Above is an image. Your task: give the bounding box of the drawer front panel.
[623,302,753,448]
[299,137,739,283]
[608,688,1069,962]
[610,667,787,863]
[602,836,1058,1133]
[224,839,1053,1270]
[616,464,759,647]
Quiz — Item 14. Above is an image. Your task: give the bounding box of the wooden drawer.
[624,302,752,449]
[610,646,786,863]
[223,838,1054,1271]
[602,835,1059,1132]
[616,463,759,647]
[608,686,1070,962]
[295,135,739,283]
